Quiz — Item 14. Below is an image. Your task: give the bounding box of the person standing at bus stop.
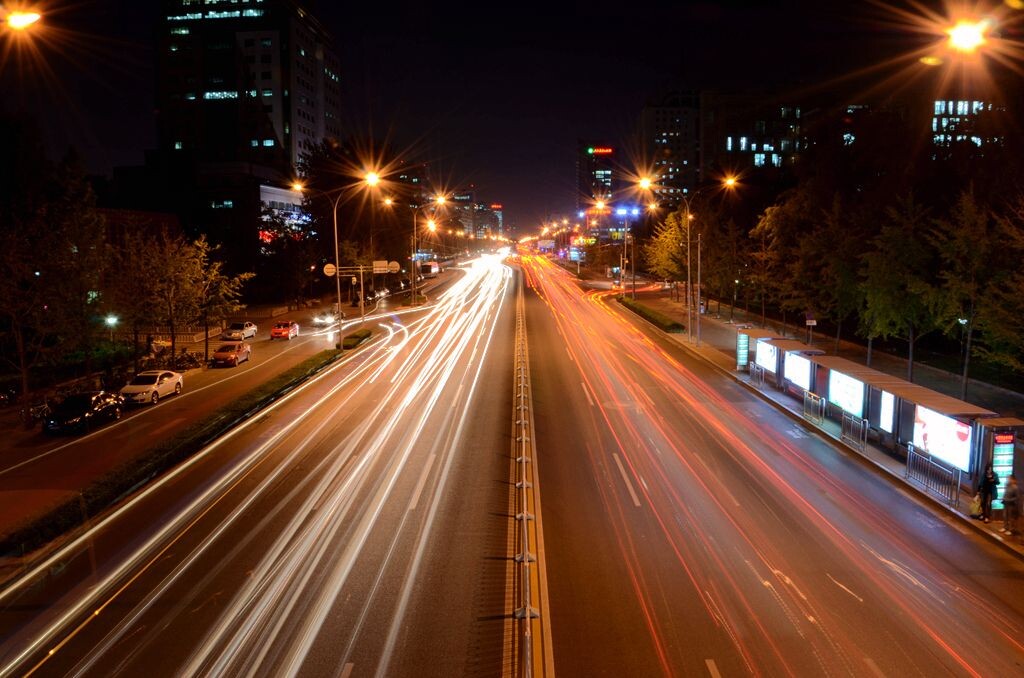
[979,463,999,524]
[1001,475,1020,536]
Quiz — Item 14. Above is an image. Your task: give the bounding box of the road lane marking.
[863,657,886,678]
[705,658,722,678]
[341,663,354,678]
[827,573,864,603]
[408,453,436,511]
[580,382,594,407]
[612,453,642,507]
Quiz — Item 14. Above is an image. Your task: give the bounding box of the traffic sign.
[373,259,388,274]
[351,276,357,285]
[323,263,337,277]
[388,261,400,273]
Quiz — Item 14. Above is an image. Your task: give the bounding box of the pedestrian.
[979,462,999,523]
[1001,475,1020,536]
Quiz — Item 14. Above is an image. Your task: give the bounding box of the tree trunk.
[833,320,842,354]
[961,323,974,401]
[907,324,915,383]
[866,335,873,367]
[203,311,210,362]
[132,326,140,372]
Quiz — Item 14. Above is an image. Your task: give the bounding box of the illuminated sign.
[993,431,1015,509]
[828,370,864,418]
[784,352,811,390]
[755,341,777,372]
[879,391,895,433]
[587,146,613,155]
[736,333,750,369]
[490,204,503,209]
[912,405,972,471]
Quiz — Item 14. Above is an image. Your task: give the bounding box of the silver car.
[222,321,257,340]
[120,370,183,405]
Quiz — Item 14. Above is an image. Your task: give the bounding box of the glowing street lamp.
[5,10,41,31]
[105,314,118,342]
[947,19,989,54]
[293,171,382,337]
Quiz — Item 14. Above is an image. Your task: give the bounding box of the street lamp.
[410,195,446,306]
[105,314,118,342]
[947,19,989,54]
[681,175,738,345]
[293,172,380,344]
[5,10,41,31]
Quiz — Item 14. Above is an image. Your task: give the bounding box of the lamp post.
[105,315,118,343]
[294,172,379,345]
[679,176,738,344]
[410,195,445,306]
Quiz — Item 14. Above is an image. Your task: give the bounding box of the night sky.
[10,0,933,231]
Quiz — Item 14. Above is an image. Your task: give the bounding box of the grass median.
[618,297,686,333]
[0,348,347,560]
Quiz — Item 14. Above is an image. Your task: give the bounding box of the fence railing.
[841,412,867,452]
[906,443,962,507]
[803,391,825,424]
[512,281,546,677]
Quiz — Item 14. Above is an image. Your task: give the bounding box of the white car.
[222,321,257,340]
[120,370,183,405]
[313,308,344,325]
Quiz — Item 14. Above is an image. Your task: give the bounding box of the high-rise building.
[158,0,342,171]
[150,0,342,278]
[576,141,617,213]
[639,90,700,209]
[699,92,804,179]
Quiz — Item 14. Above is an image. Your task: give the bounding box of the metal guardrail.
[906,443,962,507]
[512,282,546,677]
[841,412,867,451]
[803,391,825,423]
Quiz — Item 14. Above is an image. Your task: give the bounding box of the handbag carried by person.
[969,493,982,518]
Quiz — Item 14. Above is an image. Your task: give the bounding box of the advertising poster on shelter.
[912,405,972,471]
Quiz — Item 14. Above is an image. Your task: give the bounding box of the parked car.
[120,370,183,405]
[44,391,124,434]
[271,321,300,339]
[222,321,257,340]
[212,341,252,367]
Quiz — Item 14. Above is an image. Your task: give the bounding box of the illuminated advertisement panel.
[992,432,1015,509]
[755,341,777,372]
[828,371,864,418]
[912,405,972,471]
[784,352,811,390]
[736,333,750,369]
[879,391,895,433]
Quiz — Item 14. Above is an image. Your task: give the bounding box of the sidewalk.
[629,287,1024,561]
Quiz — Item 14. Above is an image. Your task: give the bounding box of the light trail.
[521,254,1024,675]
[1,255,514,676]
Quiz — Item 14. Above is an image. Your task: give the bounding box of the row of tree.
[0,117,251,397]
[642,185,1024,399]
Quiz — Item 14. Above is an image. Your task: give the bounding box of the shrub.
[342,328,372,349]
[618,297,685,333]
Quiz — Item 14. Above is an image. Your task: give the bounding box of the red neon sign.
[490,203,503,209]
[590,147,613,155]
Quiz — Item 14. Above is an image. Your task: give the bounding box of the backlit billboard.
[784,352,811,390]
[912,405,972,471]
[755,341,777,372]
[828,370,864,418]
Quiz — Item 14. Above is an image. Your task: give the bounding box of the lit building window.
[754,153,766,167]
[262,139,275,147]
[739,137,748,151]
[203,90,239,99]
[174,141,183,150]
[843,133,855,145]
[210,200,234,209]
[726,136,733,151]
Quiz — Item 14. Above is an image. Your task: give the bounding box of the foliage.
[342,328,373,349]
[618,298,685,333]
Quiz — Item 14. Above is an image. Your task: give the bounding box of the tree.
[860,195,939,381]
[0,117,108,396]
[642,210,687,283]
[194,236,253,360]
[103,220,164,369]
[971,194,1024,373]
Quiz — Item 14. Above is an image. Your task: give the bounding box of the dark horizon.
[5,0,980,231]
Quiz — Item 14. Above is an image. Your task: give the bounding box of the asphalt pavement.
[629,284,1024,561]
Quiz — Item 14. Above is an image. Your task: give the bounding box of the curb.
[617,297,1024,563]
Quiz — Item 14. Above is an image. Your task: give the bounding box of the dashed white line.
[408,453,436,511]
[705,658,722,678]
[612,453,642,507]
[581,382,594,407]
